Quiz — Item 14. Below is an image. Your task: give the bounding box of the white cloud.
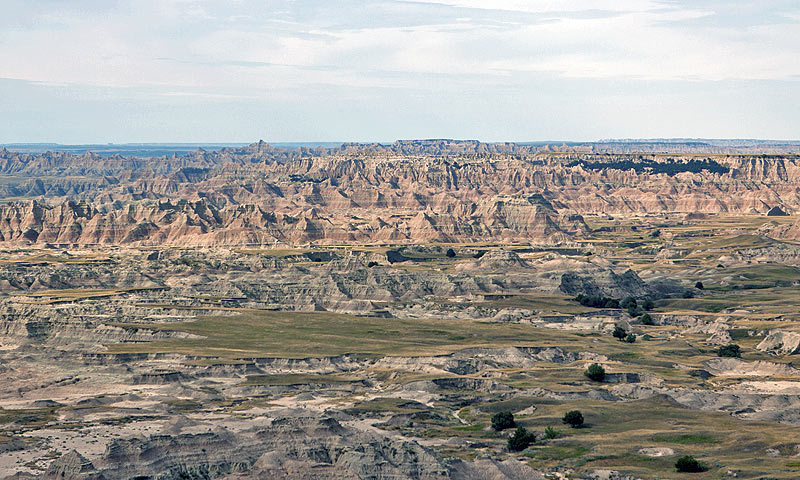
[0,0,797,92]
[397,0,663,14]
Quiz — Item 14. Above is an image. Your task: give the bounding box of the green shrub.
[612,326,628,341]
[507,426,536,451]
[620,297,637,310]
[717,344,741,358]
[695,281,704,290]
[640,313,654,325]
[575,294,620,309]
[675,455,706,472]
[562,410,584,428]
[624,333,637,343]
[491,411,515,431]
[584,363,605,382]
[603,298,619,308]
[570,158,729,176]
[642,298,655,310]
[446,248,456,258]
[544,426,559,439]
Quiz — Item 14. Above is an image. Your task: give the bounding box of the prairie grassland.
[108,309,598,358]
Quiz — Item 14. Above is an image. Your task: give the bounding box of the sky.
[1,0,798,143]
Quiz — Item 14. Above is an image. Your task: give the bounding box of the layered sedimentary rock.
[0,140,798,245]
[40,415,450,480]
[0,195,587,247]
[759,219,800,242]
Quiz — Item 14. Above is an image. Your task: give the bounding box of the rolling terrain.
[0,141,799,479]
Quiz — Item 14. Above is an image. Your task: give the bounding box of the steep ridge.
[0,195,587,247]
[0,142,799,246]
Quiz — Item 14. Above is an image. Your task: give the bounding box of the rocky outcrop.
[703,358,800,377]
[1,142,800,246]
[449,458,546,480]
[43,450,96,480]
[759,220,800,242]
[0,248,669,317]
[0,194,586,246]
[39,414,515,480]
[757,330,800,355]
[558,269,653,299]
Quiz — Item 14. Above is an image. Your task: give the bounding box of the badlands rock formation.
[0,141,799,246]
[1,141,800,479]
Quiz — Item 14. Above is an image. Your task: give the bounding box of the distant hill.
[3,138,798,157]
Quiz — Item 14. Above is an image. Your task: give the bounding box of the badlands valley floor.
[1,141,800,479]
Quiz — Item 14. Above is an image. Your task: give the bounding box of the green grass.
[236,248,313,257]
[0,253,111,265]
[107,309,596,359]
[242,373,360,386]
[478,396,538,414]
[650,433,718,444]
[700,234,779,250]
[431,394,800,478]
[452,424,485,432]
[657,297,739,313]
[22,286,167,304]
[0,408,59,429]
[161,399,203,412]
[345,397,428,414]
[524,443,591,461]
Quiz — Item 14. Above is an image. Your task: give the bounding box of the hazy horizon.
[3,138,800,147]
[4,138,800,152]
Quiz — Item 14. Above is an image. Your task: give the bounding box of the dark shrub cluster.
[675,455,707,472]
[584,363,606,382]
[491,411,515,431]
[507,426,537,451]
[562,410,584,428]
[567,158,729,176]
[575,294,620,309]
[718,344,741,358]
[576,294,655,316]
[612,326,636,343]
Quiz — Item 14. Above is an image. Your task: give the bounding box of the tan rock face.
[0,195,586,247]
[760,220,800,241]
[0,142,799,246]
